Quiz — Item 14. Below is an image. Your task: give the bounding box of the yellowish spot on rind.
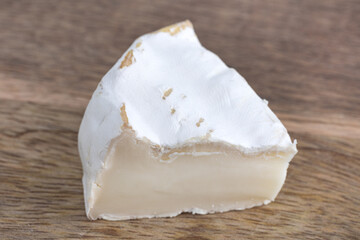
[171,108,176,115]
[162,88,173,100]
[154,20,193,36]
[119,50,135,69]
[205,129,213,139]
[136,42,142,48]
[196,118,204,127]
[120,104,130,128]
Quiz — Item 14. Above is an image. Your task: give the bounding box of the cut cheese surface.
[78,20,297,220]
[89,129,293,220]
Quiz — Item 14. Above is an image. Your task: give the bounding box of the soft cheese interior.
[78,20,297,220]
[89,129,296,220]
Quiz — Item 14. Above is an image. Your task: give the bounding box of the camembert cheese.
[78,20,297,220]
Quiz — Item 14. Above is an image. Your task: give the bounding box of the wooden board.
[1,0,359,239]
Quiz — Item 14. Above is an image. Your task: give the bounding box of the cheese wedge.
[78,20,297,220]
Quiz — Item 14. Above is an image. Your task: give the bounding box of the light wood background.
[0,0,359,239]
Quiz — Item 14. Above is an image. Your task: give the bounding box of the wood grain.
[0,0,359,239]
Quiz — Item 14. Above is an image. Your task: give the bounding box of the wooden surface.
[1,0,359,239]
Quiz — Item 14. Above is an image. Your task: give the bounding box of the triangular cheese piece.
[78,20,297,220]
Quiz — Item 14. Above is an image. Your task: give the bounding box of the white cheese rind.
[78,20,297,220]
